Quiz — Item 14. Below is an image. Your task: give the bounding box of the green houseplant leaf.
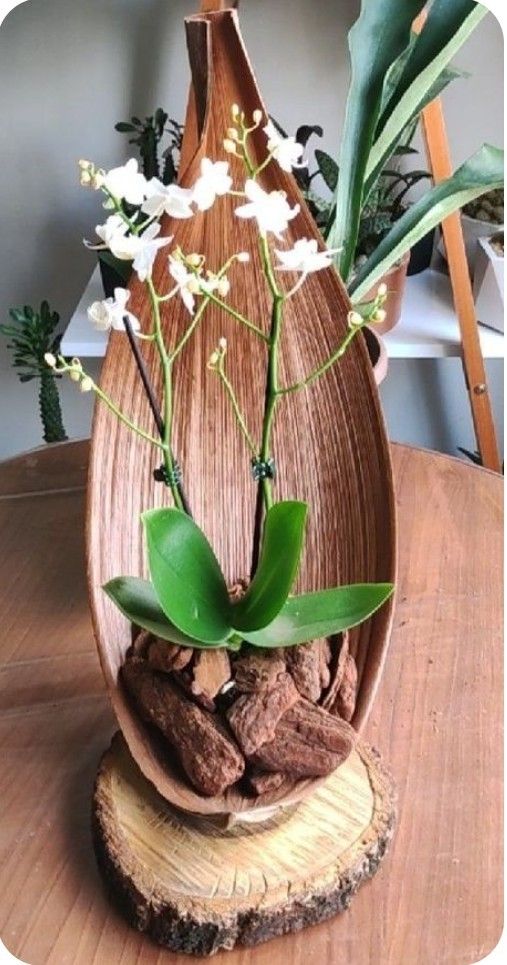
[231,501,308,632]
[366,0,484,195]
[350,144,504,301]
[242,583,394,649]
[327,0,427,283]
[142,508,232,644]
[103,576,220,647]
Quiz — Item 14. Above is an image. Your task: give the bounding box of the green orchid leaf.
[327,0,427,282]
[242,582,394,649]
[231,501,308,633]
[142,508,232,644]
[350,144,504,301]
[102,576,223,647]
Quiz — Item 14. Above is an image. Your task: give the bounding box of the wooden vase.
[86,7,397,818]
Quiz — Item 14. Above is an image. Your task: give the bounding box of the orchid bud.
[231,104,240,119]
[80,171,92,186]
[348,310,363,329]
[217,277,230,298]
[208,350,219,368]
[377,282,388,299]
[236,251,250,263]
[187,276,201,295]
[372,308,386,324]
[187,253,202,268]
[252,109,263,126]
[71,357,82,370]
[223,138,237,155]
[227,128,239,141]
[80,376,93,393]
[44,352,56,369]
[78,159,91,170]
[92,171,105,190]
[219,337,227,351]
[70,370,81,382]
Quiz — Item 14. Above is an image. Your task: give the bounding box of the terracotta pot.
[364,250,410,334]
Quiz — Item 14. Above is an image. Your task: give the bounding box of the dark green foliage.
[115,109,183,184]
[0,302,67,443]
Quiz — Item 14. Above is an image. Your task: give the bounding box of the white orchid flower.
[192,158,232,211]
[263,120,306,173]
[235,179,300,238]
[168,256,201,315]
[141,179,194,219]
[130,223,173,281]
[87,288,140,333]
[103,159,148,206]
[274,238,340,274]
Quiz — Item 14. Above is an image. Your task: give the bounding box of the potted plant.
[439,187,504,277]
[473,231,504,332]
[48,110,395,805]
[0,301,68,443]
[321,0,503,327]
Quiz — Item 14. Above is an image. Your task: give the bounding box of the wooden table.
[0,440,502,964]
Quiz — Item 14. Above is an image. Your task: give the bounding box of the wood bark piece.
[92,733,396,956]
[191,649,231,707]
[86,6,396,816]
[227,671,299,755]
[252,701,355,778]
[122,659,244,796]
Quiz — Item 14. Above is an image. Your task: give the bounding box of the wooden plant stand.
[93,734,396,956]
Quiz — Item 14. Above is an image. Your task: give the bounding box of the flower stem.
[204,292,268,342]
[216,362,258,457]
[147,278,184,511]
[278,323,367,395]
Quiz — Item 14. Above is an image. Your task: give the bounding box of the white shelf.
[384,268,504,359]
[62,264,504,360]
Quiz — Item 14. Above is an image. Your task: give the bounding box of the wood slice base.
[92,733,396,957]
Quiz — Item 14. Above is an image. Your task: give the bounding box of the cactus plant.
[0,301,68,443]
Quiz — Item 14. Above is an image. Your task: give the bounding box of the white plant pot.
[473,235,504,333]
[438,212,504,278]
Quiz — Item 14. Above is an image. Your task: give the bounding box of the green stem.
[205,292,268,342]
[278,323,367,395]
[259,294,284,510]
[147,278,184,510]
[217,365,258,457]
[92,382,166,450]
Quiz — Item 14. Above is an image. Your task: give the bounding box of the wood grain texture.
[92,733,395,956]
[87,8,396,816]
[0,440,502,965]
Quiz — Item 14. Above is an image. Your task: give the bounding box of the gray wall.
[0,0,503,460]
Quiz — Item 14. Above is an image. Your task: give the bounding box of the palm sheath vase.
[88,6,397,953]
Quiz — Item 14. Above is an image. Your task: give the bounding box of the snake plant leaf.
[366,0,485,194]
[231,501,308,633]
[102,576,223,647]
[142,508,232,644]
[350,144,504,302]
[327,0,427,283]
[242,583,394,649]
